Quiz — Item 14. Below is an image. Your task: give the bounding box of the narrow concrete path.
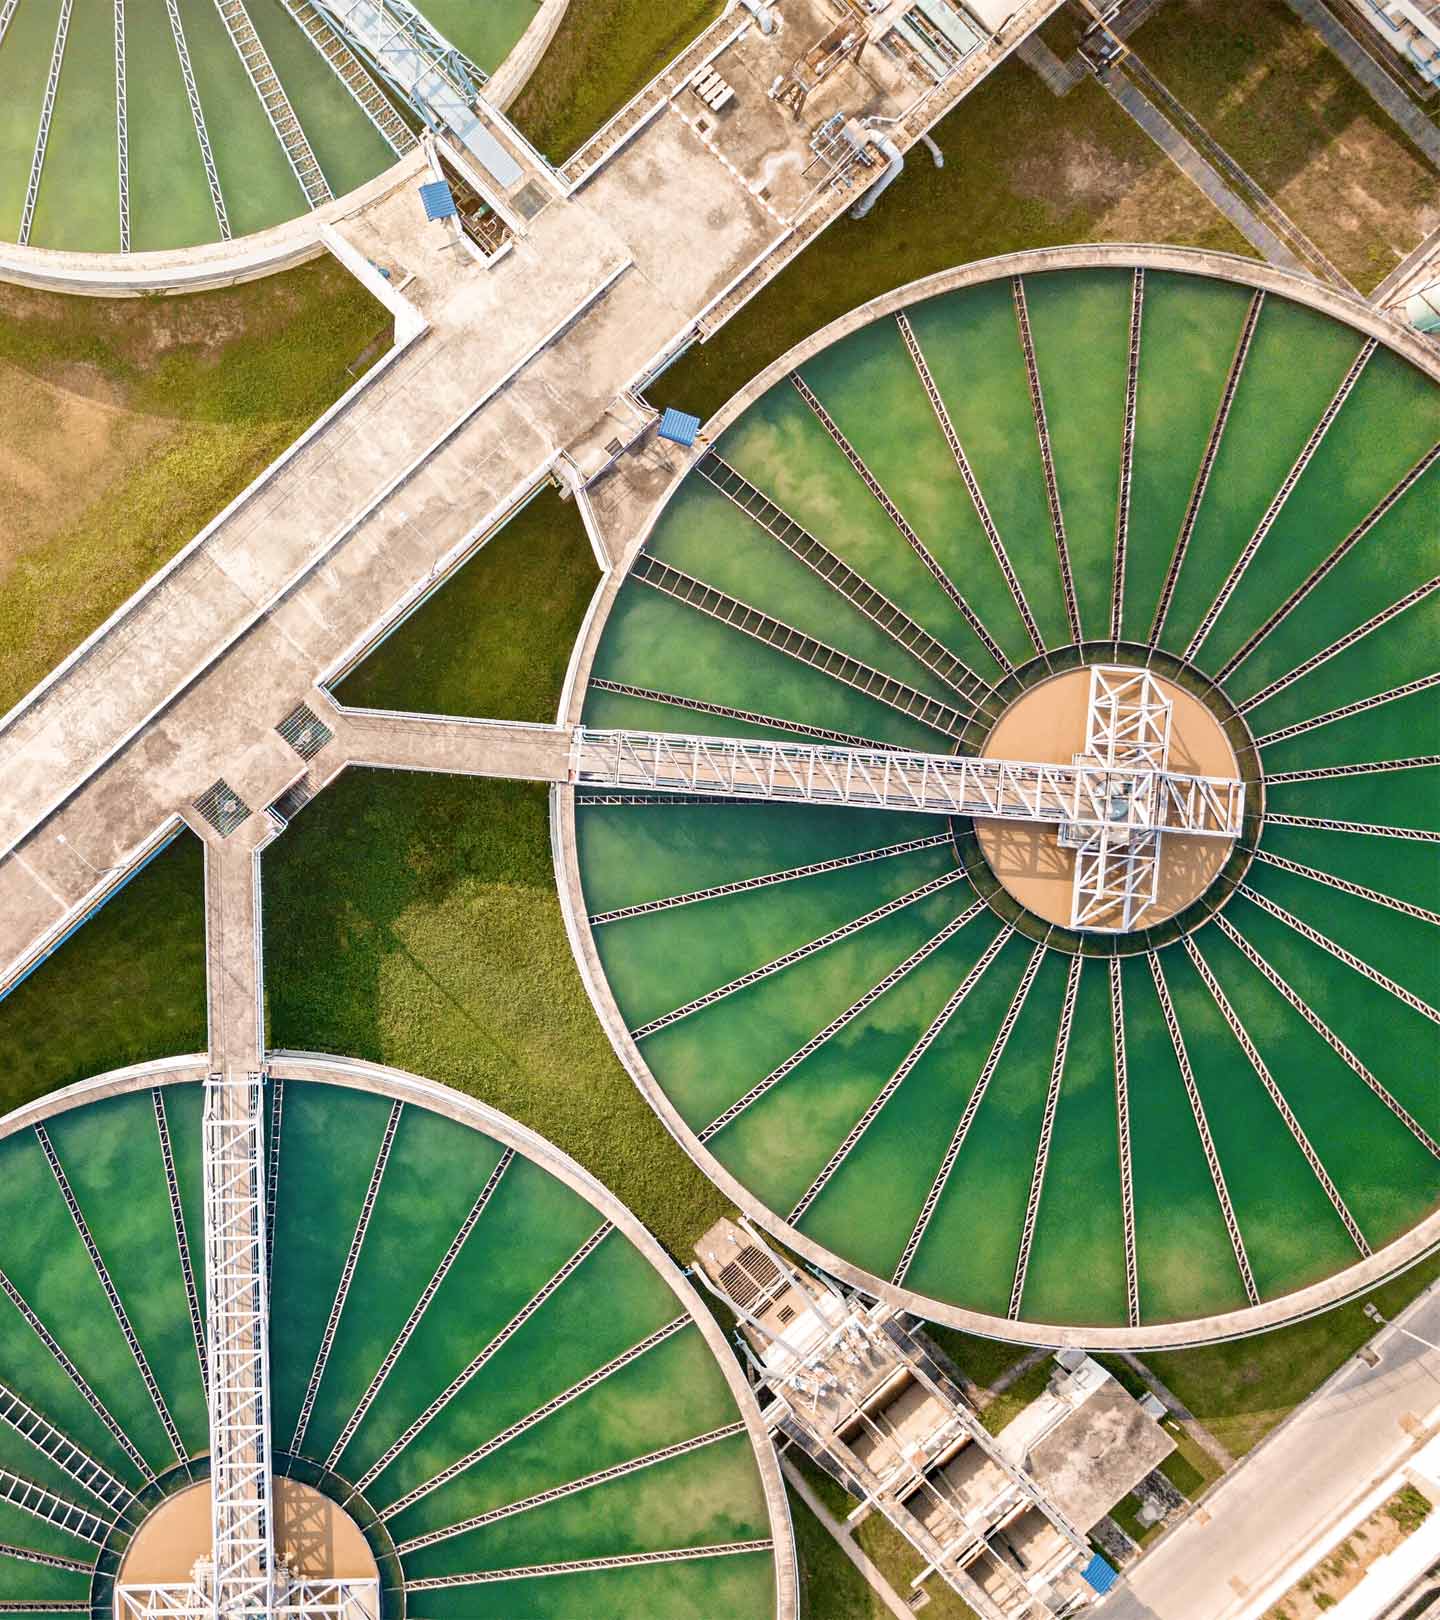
[1371,221,1440,305]
[1019,35,1083,95]
[1281,0,1440,169]
[1119,1352,1238,1471]
[1100,70,1308,271]
[333,708,572,783]
[779,1456,915,1620]
[978,1345,1052,1406]
[201,826,266,1077]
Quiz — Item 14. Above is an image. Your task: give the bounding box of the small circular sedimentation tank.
[0,1059,790,1617]
[566,252,1440,1346]
[0,0,545,257]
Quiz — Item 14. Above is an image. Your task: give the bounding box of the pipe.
[920,132,944,167]
[850,133,903,219]
[735,0,777,35]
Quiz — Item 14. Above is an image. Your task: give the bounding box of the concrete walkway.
[0,0,1066,1010]
[1281,0,1440,170]
[1100,70,1308,271]
[1098,1283,1440,1620]
[202,828,267,1077]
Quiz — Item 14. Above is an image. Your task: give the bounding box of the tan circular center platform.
[974,666,1240,931]
[116,1479,379,1615]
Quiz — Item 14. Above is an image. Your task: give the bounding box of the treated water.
[0,1079,771,1617]
[0,0,538,250]
[578,268,1439,1328]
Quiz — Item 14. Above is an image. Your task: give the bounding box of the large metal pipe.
[850,132,904,218]
[734,0,778,35]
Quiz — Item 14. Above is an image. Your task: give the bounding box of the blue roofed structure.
[658,407,702,446]
[419,180,458,221]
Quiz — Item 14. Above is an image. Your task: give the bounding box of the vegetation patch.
[659,57,1252,423]
[336,485,597,722]
[0,835,207,1116]
[787,1479,894,1620]
[1128,0,1439,290]
[510,0,724,161]
[0,261,385,716]
[1145,1255,1440,1457]
[263,770,728,1260]
[1266,1483,1433,1618]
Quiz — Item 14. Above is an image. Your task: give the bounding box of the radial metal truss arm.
[571,728,1244,840]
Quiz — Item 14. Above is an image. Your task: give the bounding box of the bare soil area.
[1130,0,1439,289]
[1267,1485,1434,1618]
[0,258,384,716]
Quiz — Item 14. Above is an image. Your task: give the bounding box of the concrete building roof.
[1025,1377,1176,1532]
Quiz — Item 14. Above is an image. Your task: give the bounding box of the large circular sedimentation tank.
[0,0,542,255]
[566,252,1440,1345]
[0,1059,789,1618]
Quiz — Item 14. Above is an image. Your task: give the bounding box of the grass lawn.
[923,1328,1041,1396]
[1128,0,1439,290]
[262,770,729,1261]
[0,836,207,1118]
[1143,1254,1440,1457]
[509,0,724,161]
[335,485,598,721]
[0,261,385,717]
[659,56,1253,423]
[788,1483,893,1620]
[791,1456,979,1618]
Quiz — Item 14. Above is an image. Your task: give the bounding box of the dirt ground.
[0,260,383,717]
[0,362,167,563]
[1130,0,1440,290]
[117,1477,379,1614]
[1267,1485,1434,1618]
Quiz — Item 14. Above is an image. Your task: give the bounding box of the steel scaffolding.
[571,726,1244,840]
[113,1070,376,1619]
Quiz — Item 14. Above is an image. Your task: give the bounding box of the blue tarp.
[658,407,701,446]
[1082,1553,1120,1594]
[419,180,458,221]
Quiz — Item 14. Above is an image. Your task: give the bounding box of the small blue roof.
[419,180,458,221]
[658,407,702,446]
[1081,1553,1119,1594]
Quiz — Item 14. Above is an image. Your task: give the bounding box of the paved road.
[1099,1284,1440,1620]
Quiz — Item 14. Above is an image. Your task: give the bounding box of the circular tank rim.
[0,0,570,298]
[0,1049,799,1620]
[552,243,1440,1352]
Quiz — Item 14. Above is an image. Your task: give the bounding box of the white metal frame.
[114,1071,377,1618]
[1064,665,1175,931]
[202,1069,275,1608]
[571,726,1243,840]
[573,665,1244,935]
[115,1578,379,1618]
